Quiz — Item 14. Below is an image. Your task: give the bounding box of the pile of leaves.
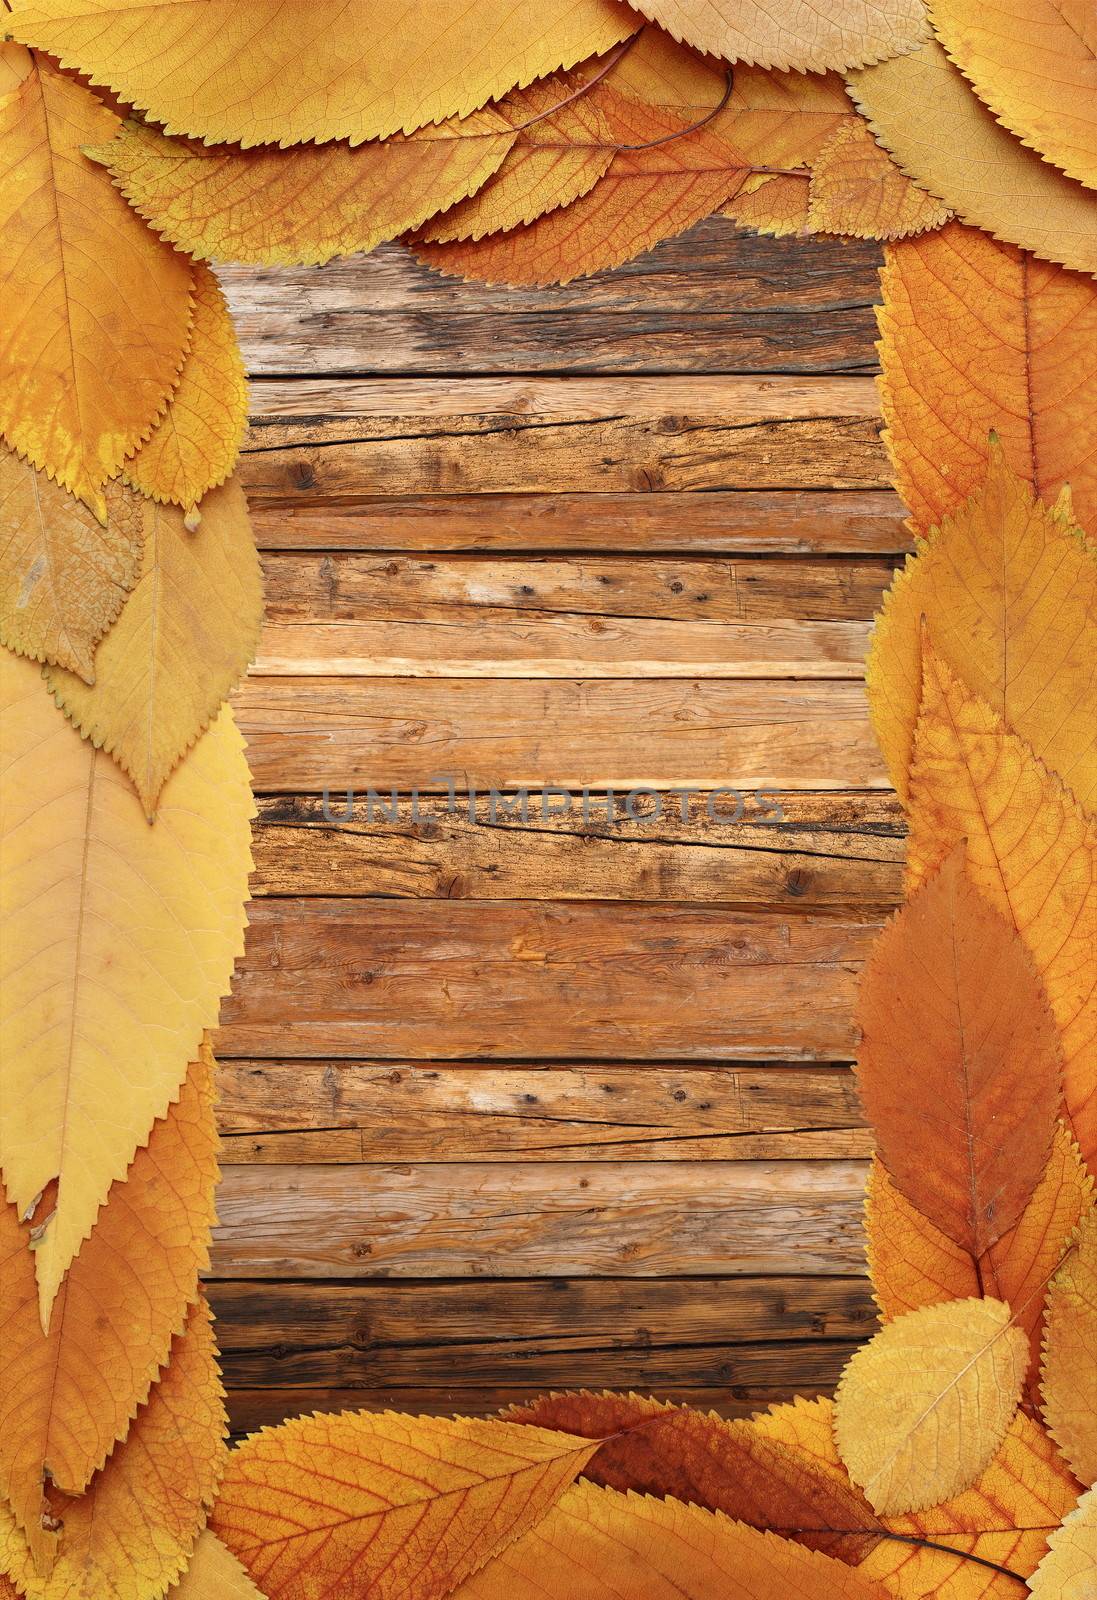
[0,0,1094,1596]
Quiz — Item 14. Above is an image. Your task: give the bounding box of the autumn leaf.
[929,0,1097,192]
[857,847,1062,1260]
[169,1533,266,1600]
[0,648,253,1323]
[45,477,263,816]
[0,1299,226,1600]
[806,117,951,239]
[834,1297,1029,1513]
[877,224,1097,537]
[866,444,1097,809]
[8,0,637,146]
[505,1391,883,1562]
[1042,1208,1097,1484]
[0,1043,219,1566]
[725,173,813,235]
[848,39,1097,277]
[0,448,144,682]
[867,1128,1094,1400]
[0,50,193,515]
[89,110,518,267]
[210,1411,602,1600]
[1028,1483,1097,1600]
[452,1481,894,1599]
[907,643,1097,1167]
[123,264,249,520]
[623,0,928,72]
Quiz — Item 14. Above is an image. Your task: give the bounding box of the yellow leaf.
[9,0,637,146]
[123,264,248,519]
[0,448,144,682]
[1028,1483,1097,1600]
[0,1299,226,1600]
[725,172,813,235]
[169,1533,266,1600]
[907,644,1097,1167]
[0,1044,219,1567]
[876,223,1097,535]
[453,1481,893,1599]
[90,111,517,267]
[930,0,1097,192]
[867,445,1097,808]
[834,1298,1029,1514]
[45,478,263,815]
[807,117,951,239]
[848,39,1097,277]
[623,0,928,72]
[0,52,193,514]
[0,649,253,1323]
[210,1410,601,1600]
[1042,1208,1097,1484]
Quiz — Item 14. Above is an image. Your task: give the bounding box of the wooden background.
[212,217,909,1433]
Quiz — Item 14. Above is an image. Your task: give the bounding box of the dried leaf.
[0,649,253,1323]
[725,172,813,235]
[453,1481,893,1599]
[0,1044,219,1565]
[90,111,517,267]
[45,478,263,815]
[0,52,192,515]
[505,1391,883,1562]
[210,1411,600,1600]
[624,0,928,72]
[8,0,636,146]
[857,847,1062,1258]
[169,1533,266,1600]
[807,117,951,239]
[1028,1483,1097,1600]
[908,644,1097,1167]
[930,0,1097,191]
[848,39,1097,277]
[0,449,144,682]
[868,1128,1094,1401]
[834,1297,1029,1513]
[1042,1208,1097,1484]
[0,1299,226,1600]
[876,223,1097,535]
[123,264,249,518]
[867,445,1097,808]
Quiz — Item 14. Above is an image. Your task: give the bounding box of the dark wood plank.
[216,1062,871,1162]
[249,791,904,908]
[217,900,883,1060]
[210,1160,868,1277]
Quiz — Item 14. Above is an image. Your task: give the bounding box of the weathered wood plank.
[210,1160,868,1277]
[216,1063,871,1162]
[217,900,882,1060]
[249,491,910,555]
[231,678,887,792]
[250,792,904,908]
[221,220,882,376]
[241,376,887,503]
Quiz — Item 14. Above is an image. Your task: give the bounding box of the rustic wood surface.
[218,219,892,1430]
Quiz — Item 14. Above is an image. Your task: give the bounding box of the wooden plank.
[216,1063,871,1162]
[249,490,911,555]
[210,1160,869,1277]
[220,219,882,376]
[240,376,887,503]
[217,900,882,1060]
[231,679,887,792]
[249,792,905,908]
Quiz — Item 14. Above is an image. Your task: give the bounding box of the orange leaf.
[624,0,928,72]
[9,0,637,146]
[806,117,951,240]
[876,222,1097,534]
[0,1044,219,1565]
[210,1411,600,1600]
[1042,1207,1097,1483]
[857,846,1062,1258]
[0,1299,226,1600]
[0,53,193,515]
